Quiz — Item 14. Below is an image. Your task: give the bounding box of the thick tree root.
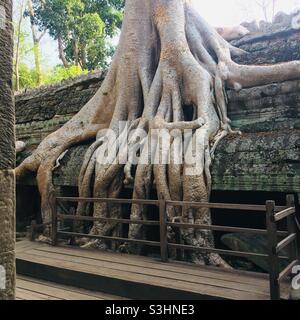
[16,0,300,268]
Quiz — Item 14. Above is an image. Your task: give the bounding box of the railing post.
[70,207,76,246]
[286,195,298,261]
[50,194,58,246]
[29,220,37,242]
[266,200,280,300]
[159,197,168,262]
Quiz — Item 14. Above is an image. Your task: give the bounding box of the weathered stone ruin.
[15,12,300,255]
[0,0,15,300]
[16,72,300,193]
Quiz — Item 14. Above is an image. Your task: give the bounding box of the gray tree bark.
[0,0,15,300]
[16,0,300,267]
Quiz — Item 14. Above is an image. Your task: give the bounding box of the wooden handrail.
[58,214,160,226]
[58,231,161,247]
[57,213,288,237]
[278,260,299,281]
[56,196,287,212]
[168,243,269,259]
[46,194,299,301]
[57,196,159,206]
[274,207,295,222]
[276,233,297,254]
[166,200,287,212]
[168,221,288,236]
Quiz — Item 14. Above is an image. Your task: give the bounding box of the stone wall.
[0,0,15,300]
[16,30,300,198]
[233,29,300,65]
[16,72,104,150]
[234,10,300,65]
[15,25,300,198]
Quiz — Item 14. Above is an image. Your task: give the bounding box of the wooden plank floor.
[16,240,290,300]
[16,276,127,300]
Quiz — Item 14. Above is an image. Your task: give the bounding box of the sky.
[14,0,300,70]
[192,0,300,26]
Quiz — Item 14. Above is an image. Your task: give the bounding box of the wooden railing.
[30,194,299,300]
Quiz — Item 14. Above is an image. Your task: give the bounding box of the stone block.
[0,251,15,300]
[0,0,14,170]
[0,170,15,254]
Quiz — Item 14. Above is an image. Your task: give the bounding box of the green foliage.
[43,65,87,84]
[31,0,124,70]
[14,28,32,62]
[15,63,39,89]
[13,0,124,90]
[15,64,87,90]
[13,11,36,91]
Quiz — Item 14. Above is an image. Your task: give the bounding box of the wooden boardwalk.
[16,240,291,300]
[16,276,127,300]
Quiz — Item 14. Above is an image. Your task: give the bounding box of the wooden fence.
[30,194,300,300]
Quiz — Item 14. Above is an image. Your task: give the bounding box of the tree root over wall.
[16,0,300,267]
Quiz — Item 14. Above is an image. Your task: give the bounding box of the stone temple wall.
[15,23,300,198]
[0,0,15,300]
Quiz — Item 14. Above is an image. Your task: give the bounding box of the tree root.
[16,0,300,268]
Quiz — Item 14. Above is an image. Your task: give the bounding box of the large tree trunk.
[58,36,69,68]
[28,0,44,85]
[73,39,80,67]
[0,0,15,299]
[16,0,300,267]
[14,0,25,91]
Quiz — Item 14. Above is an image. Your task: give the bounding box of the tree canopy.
[30,0,124,70]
